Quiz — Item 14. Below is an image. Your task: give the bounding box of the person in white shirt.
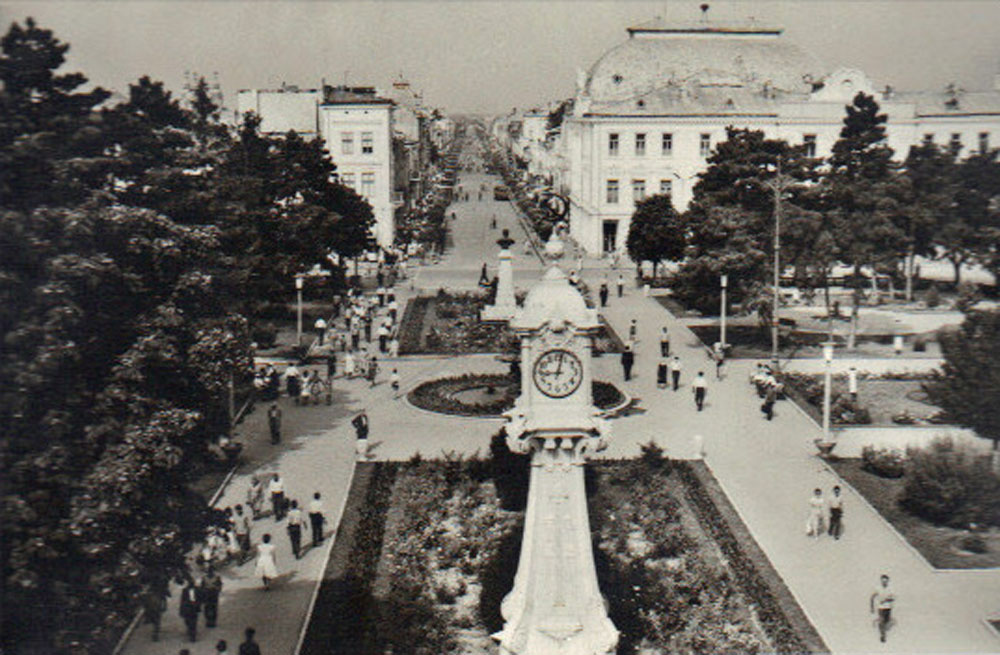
[308,492,325,547]
[286,500,305,559]
[268,474,286,520]
[806,488,825,537]
[670,356,683,391]
[692,371,708,411]
[869,574,895,643]
[313,317,327,346]
[828,485,844,539]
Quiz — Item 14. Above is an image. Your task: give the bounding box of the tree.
[673,128,816,316]
[625,194,686,277]
[898,143,957,298]
[926,311,1000,459]
[938,150,1000,283]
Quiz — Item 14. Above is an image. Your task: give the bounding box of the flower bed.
[408,373,625,417]
[779,372,942,426]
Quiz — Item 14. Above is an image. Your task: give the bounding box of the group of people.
[597,272,627,307]
[750,362,785,421]
[806,485,845,540]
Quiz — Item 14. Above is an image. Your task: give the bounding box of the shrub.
[959,534,989,554]
[899,438,1000,527]
[861,446,906,478]
[639,440,668,470]
[955,282,982,313]
[924,284,942,308]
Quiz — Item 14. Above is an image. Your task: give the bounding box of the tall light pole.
[764,159,794,370]
[822,342,835,442]
[295,274,304,347]
[720,274,728,348]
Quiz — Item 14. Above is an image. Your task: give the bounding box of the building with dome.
[544,14,1000,256]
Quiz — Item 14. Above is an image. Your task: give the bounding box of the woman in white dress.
[806,488,825,537]
[255,533,279,589]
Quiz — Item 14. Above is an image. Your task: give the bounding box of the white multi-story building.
[553,16,1000,256]
[236,85,397,248]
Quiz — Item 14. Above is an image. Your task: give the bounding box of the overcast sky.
[3,1,999,115]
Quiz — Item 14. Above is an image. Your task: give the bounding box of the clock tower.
[493,225,618,655]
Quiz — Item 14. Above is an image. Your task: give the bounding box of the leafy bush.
[959,534,989,554]
[639,440,669,470]
[955,282,983,313]
[861,446,906,478]
[899,438,1000,527]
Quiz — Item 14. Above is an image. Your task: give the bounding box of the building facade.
[236,85,398,248]
[545,16,1000,256]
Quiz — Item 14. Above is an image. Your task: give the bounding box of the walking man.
[267,403,281,445]
[621,345,635,381]
[616,273,624,298]
[659,327,670,357]
[140,582,168,642]
[309,492,325,547]
[313,316,327,346]
[269,474,286,521]
[179,577,201,643]
[286,500,305,559]
[670,356,683,391]
[353,411,370,459]
[762,382,778,421]
[828,485,844,539]
[199,566,223,628]
[238,628,262,655]
[870,574,896,643]
[713,341,725,379]
[692,371,707,411]
[234,504,252,562]
[599,279,609,307]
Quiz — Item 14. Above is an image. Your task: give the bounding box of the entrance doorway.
[602,220,618,254]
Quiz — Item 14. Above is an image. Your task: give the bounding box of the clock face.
[532,349,583,398]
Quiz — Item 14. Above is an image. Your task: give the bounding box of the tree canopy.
[626,194,686,276]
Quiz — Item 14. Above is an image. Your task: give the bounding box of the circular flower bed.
[408,373,625,417]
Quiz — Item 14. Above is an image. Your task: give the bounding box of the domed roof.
[583,19,822,105]
[513,266,599,331]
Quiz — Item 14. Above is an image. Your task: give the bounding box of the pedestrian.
[806,488,825,537]
[247,475,264,520]
[621,345,635,381]
[179,577,201,642]
[326,353,337,379]
[345,351,356,378]
[314,317,327,346]
[239,627,262,655]
[479,262,490,287]
[389,336,400,358]
[388,298,399,323]
[269,474,286,521]
[761,382,778,420]
[309,371,324,405]
[848,366,859,403]
[367,355,378,387]
[828,485,844,539]
[350,324,360,351]
[656,356,668,388]
[524,238,532,255]
[670,356,682,391]
[869,574,895,643]
[363,316,372,343]
[199,565,223,628]
[376,285,386,307]
[378,323,389,353]
[628,319,638,342]
[286,363,303,404]
[376,266,385,288]
[286,500,305,559]
[390,368,400,392]
[490,214,497,229]
[309,492,325,547]
[713,341,725,379]
[599,280,609,307]
[659,327,670,357]
[140,581,168,642]
[254,534,279,590]
[299,371,312,405]
[352,411,370,459]
[692,371,708,411]
[234,504,251,561]
[616,273,624,298]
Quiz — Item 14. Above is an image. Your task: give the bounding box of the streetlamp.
[295,274,304,347]
[720,274,728,348]
[764,159,794,370]
[822,341,835,442]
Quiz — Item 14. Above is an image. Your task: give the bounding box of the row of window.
[606,178,672,204]
[340,171,376,197]
[341,131,376,155]
[922,131,990,153]
[608,132,712,158]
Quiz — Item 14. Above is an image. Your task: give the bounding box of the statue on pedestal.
[482,228,518,322]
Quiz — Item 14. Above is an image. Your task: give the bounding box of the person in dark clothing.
[599,281,609,307]
[179,578,201,642]
[309,492,325,547]
[621,347,635,381]
[478,263,490,287]
[267,404,281,444]
[200,566,223,628]
[670,356,682,391]
[762,383,778,420]
[141,582,168,641]
[326,354,336,379]
[656,358,668,388]
[239,628,262,655]
[659,327,670,357]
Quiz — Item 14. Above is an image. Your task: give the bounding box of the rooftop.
[321,85,393,105]
[627,16,782,36]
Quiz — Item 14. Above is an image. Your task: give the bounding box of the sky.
[3,1,1000,115]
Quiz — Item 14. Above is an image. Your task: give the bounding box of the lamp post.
[720,274,728,348]
[764,159,794,370]
[822,342,835,442]
[295,274,304,347]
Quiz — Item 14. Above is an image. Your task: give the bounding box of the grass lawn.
[830,458,1000,569]
[654,295,703,318]
[858,380,939,424]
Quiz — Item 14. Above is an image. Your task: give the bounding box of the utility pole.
[720,274,728,347]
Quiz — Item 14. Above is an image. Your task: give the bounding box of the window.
[661,132,673,156]
[659,179,673,196]
[803,134,817,158]
[923,133,935,144]
[635,133,646,156]
[632,179,646,203]
[341,132,354,155]
[608,133,619,156]
[606,179,619,204]
[341,173,355,189]
[361,132,374,154]
[979,132,990,153]
[361,172,375,197]
[699,133,712,158]
[950,133,962,152]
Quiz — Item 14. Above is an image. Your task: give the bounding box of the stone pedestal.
[483,230,517,321]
